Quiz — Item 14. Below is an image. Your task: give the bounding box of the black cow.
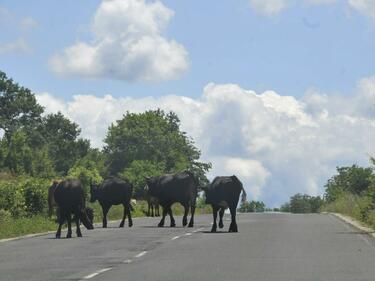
[147,195,160,217]
[54,179,94,238]
[90,177,133,228]
[146,171,198,227]
[203,175,247,233]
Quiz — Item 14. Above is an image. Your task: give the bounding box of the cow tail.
[232,175,247,203]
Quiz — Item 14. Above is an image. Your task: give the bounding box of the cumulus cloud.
[36,77,375,206]
[249,0,289,17]
[50,0,189,82]
[348,0,375,20]
[0,6,37,55]
[249,0,375,20]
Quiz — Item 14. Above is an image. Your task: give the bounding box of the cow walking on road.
[90,177,133,228]
[54,179,94,238]
[203,175,246,233]
[146,171,198,227]
[147,195,160,217]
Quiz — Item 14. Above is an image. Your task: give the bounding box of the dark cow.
[146,171,198,227]
[90,177,133,228]
[203,175,246,233]
[147,195,160,217]
[54,179,94,238]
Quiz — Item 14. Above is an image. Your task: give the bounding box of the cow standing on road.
[146,171,198,227]
[147,195,160,217]
[90,177,133,228]
[203,175,246,233]
[54,179,94,238]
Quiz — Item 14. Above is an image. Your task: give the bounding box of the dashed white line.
[193,228,204,233]
[123,259,132,264]
[134,251,147,258]
[82,267,112,279]
[171,236,180,240]
[184,232,192,236]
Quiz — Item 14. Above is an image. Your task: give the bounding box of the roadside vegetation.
[0,70,211,239]
[279,162,375,229]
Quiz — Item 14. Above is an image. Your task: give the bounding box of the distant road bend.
[0,213,374,281]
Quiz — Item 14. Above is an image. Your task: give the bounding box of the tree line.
[0,70,211,219]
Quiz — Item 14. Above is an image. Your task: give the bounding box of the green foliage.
[239,200,266,212]
[289,193,323,213]
[119,160,165,199]
[0,71,43,142]
[324,165,373,202]
[68,159,103,192]
[104,109,211,185]
[23,178,49,215]
[38,112,90,175]
[280,202,290,212]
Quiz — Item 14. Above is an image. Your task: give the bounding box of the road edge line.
[328,212,375,238]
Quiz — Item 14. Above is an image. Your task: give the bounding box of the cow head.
[145,177,159,197]
[89,183,100,203]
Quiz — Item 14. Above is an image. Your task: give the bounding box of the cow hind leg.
[168,206,176,227]
[210,205,219,232]
[188,204,195,227]
[182,204,189,227]
[228,206,238,233]
[126,203,133,227]
[74,210,82,237]
[55,209,64,239]
[102,205,110,228]
[158,206,168,227]
[219,208,225,228]
[119,203,127,228]
[66,213,72,238]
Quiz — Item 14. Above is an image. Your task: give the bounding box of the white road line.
[184,232,192,236]
[193,228,204,233]
[82,268,112,279]
[134,251,147,258]
[123,259,132,264]
[171,236,180,240]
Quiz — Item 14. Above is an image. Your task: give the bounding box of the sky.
[1,0,375,207]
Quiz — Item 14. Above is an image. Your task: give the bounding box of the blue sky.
[1,0,375,206]
[1,0,375,99]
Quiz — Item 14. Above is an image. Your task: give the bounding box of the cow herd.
[51,171,247,239]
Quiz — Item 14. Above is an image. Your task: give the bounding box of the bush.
[0,209,11,223]
[23,178,49,216]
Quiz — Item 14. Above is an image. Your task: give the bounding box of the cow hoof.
[170,223,176,227]
[77,233,82,237]
[129,222,133,227]
[55,234,61,239]
[219,222,224,228]
[66,234,72,238]
[119,224,124,228]
[211,228,217,233]
[182,221,187,227]
[188,222,194,227]
[158,223,164,227]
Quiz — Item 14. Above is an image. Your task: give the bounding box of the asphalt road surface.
[1,213,375,281]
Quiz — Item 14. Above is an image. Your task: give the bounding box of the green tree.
[0,71,43,143]
[289,193,323,213]
[68,159,103,192]
[239,200,266,212]
[38,112,90,175]
[120,160,165,199]
[324,165,373,202]
[104,109,211,185]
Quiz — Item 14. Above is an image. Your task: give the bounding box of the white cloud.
[50,0,189,82]
[349,0,375,20]
[36,76,375,206]
[0,38,30,54]
[249,0,375,20]
[249,0,289,17]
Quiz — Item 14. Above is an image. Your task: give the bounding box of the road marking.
[192,228,204,233]
[82,268,112,279]
[134,251,147,258]
[123,259,132,264]
[171,236,180,240]
[184,232,192,236]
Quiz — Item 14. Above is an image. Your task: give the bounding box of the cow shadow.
[202,230,230,234]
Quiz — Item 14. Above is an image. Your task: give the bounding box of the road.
[1,213,374,281]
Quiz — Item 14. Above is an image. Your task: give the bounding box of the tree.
[104,109,211,185]
[239,200,266,212]
[38,112,90,175]
[0,71,43,143]
[119,160,165,199]
[324,165,373,202]
[68,159,103,192]
[289,193,323,213]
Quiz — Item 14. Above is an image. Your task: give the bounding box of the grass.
[321,193,375,229]
[0,200,212,240]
